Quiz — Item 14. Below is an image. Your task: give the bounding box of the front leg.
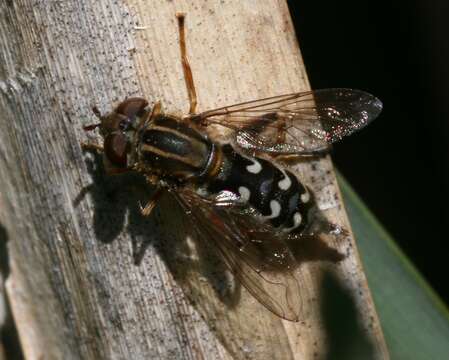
[81,141,104,153]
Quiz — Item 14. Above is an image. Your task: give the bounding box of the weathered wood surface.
[0,1,389,359]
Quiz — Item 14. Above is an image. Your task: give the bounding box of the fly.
[82,13,382,322]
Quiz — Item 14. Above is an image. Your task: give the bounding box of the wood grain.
[0,1,388,359]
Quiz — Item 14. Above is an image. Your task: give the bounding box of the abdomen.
[205,144,312,233]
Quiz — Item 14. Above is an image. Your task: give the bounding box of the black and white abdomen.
[206,144,312,233]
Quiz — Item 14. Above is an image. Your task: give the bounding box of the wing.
[195,88,382,154]
[169,187,303,321]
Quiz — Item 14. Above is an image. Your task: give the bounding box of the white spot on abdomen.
[301,191,310,203]
[264,200,281,219]
[238,186,251,201]
[283,212,303,232]
[246,159,262,174]
[278,173,292,190]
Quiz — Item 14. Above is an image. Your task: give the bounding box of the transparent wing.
[170,188,303,321]
[195,88,382,154]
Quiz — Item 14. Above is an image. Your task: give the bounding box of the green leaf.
[338,174,449,359]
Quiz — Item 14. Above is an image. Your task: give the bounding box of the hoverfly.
[82,13,382,322]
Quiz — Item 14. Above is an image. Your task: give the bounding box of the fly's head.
[84,97,149,171]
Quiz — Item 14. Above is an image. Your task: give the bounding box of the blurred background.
[288,1,448,305]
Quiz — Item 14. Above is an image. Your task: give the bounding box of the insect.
[82,13,382,321]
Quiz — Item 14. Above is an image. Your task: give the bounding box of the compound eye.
[116,97,148,118]
[104,133,128,167]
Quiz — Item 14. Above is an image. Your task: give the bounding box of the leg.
[274,146,330,163]
[81,142,103,153]
[139,187,163,217]
[83,106,102,131]
[135,101,162,133]
[176,13,198,115]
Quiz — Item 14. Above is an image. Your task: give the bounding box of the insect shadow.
[0,222,11,278]
[75,150,242,310]
[320,269,376,360]
[0,223,24,360]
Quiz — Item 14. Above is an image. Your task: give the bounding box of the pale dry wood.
[0,1,388,359]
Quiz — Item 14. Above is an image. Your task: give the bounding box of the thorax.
[136,114,213,181]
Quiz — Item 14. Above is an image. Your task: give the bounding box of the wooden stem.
[0,1,388,359]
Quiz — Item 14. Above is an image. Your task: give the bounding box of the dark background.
[288,1,448,305]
